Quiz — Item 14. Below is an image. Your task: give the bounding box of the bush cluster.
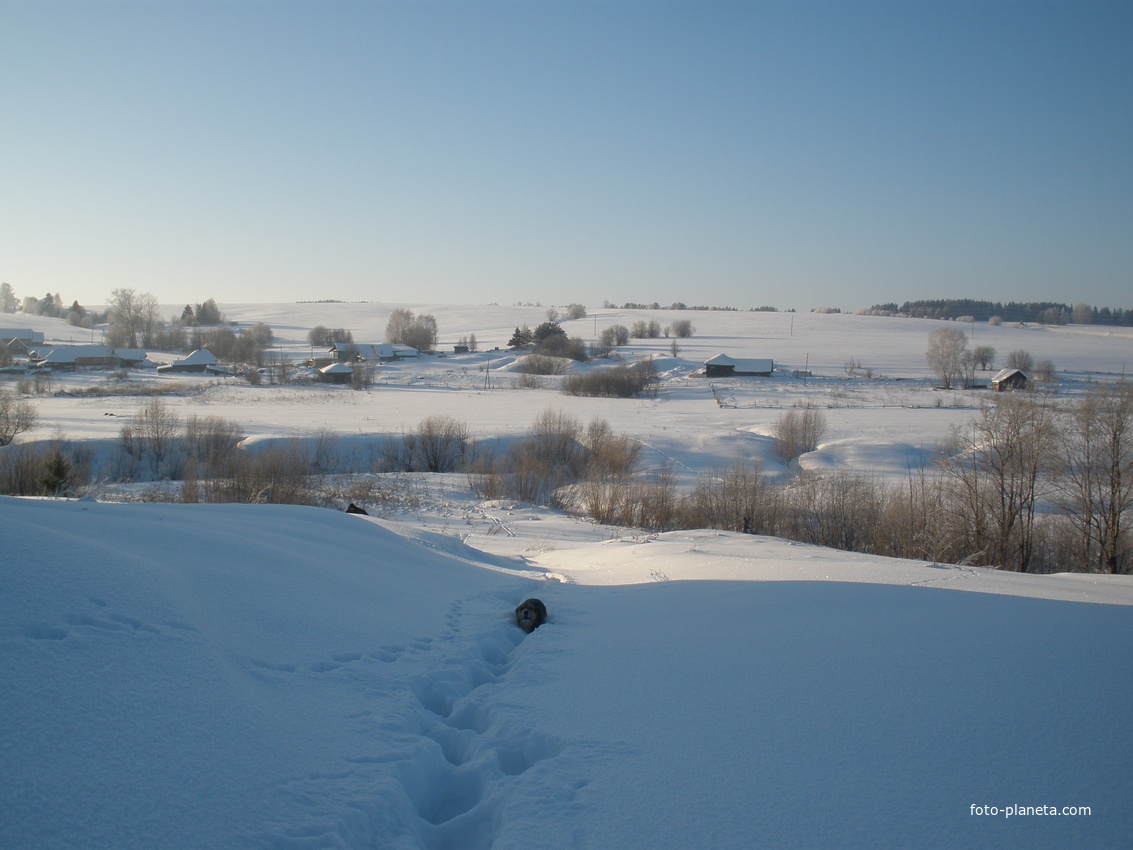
[561,361,657,398]
[6,384,1128,575]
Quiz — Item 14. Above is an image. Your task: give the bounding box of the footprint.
[494,730,564,776]
[413,764,486,826]
[24,623,68,641]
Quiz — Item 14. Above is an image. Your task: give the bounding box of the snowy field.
[3,304,1133,848]
[10,303,1133,488]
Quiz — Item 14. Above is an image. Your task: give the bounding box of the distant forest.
[864,299,1133,327]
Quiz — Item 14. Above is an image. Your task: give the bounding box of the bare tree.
[939,394,1057,571]
[132,398,182,477]
[972,345,997,370]
[1055,383,1133,573]
[0,389,37,446]
[1006,349,1034,372]
[108,288,163,348]
[926,327,972,389]
[385,308,438,351]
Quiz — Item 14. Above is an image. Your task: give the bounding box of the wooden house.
[990,368,1029,391]
[704,354,774,378]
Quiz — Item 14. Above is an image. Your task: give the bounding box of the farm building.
[29,345,147,370]
[319,362,355,384]
[330,343,418,363]
[1,329,44,355]
[990,368,1029,391]
[704,354,774,378]
[157,349,221,374]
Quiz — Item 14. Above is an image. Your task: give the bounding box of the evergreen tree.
[508,326,533,349]
[40,447,72,496]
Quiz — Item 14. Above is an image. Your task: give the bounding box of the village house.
[29,345,148,370]
[157,349,221,374]
[329,342,418,363]
[703,354,775,378]
[318,362,355,384]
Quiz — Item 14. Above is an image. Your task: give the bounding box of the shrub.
[0,442,48,494]
[515,354,569,375]
[686,461,783,535]
[194,442,313,505]
[561,362,655,398]
[667,319,695,338]
[583,418,640,477]
[413,415,470,473]
[538,333,588,361]
[598,325,630,349]
[1033,359,1056,382]
[630,319,661,339]
[773,403,827,461]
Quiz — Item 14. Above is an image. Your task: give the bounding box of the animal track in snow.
[252,592,575,850]
[19,599,199,643]
[247,644,406,680]
[390,594,569,847]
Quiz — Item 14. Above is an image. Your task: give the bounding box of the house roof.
[704,354,774,373]
[36,345,114,363]
[320,362,355,374]
[175,349,218,366]
[991,368,1026,383]
[0,329,44,342]
[331,343,418,359]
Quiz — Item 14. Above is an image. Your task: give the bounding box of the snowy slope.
[3,496,1132,849]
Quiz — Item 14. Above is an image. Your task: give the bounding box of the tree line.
[865,298,1133,326]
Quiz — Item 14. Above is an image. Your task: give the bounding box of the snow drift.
[3,495,1132,849]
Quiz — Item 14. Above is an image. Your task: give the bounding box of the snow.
[4,304,1133,848]
[4,499,1133,849]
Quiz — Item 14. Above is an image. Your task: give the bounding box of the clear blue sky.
[3,0,1130,311]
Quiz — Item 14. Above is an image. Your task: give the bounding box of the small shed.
[991,368,1029,391]
[319,362,355,384]
[704,354,774,378]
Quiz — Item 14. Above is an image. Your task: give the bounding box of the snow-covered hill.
[3,495,1131,849]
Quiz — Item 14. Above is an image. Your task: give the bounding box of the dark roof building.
[704,354,774,378]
